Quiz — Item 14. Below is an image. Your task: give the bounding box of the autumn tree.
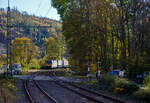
[12,37,39,66]
[0,54,6,65]
[44,37,60,60]
[52,0,150,78]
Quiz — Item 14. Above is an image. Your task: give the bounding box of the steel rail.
[34,80,59,103]
[24,72,59,103]
[51,72,125,103]
[67,82,125,103]
[24,80,35,103]
[54,81,103,103]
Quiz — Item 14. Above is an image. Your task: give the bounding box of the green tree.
[52,0,150,78]
[44,37,60,60]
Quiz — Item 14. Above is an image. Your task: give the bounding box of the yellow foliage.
[3,30,7,37]
[90,63,97,74]
[114,87,124,94]
[137,2,140,6]
[12,37,39,66]
[30,59,39,65]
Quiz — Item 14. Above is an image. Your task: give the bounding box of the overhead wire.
[44,0,52,18]
[35,0,43,16]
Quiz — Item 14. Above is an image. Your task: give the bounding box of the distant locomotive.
[45,60,52,69]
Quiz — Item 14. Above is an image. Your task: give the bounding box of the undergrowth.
[0,76,18,103]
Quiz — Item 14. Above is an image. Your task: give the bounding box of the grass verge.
[76,75,149,103]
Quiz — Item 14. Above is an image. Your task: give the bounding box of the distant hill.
[0,8,62,54]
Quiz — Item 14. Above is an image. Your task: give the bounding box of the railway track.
[65,82,125,103]
[50,71,125,103]
[24,72,59,103]
[24,71,126,103]
[24,80,34,103]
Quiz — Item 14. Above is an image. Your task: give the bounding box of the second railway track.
[50,71,125,103]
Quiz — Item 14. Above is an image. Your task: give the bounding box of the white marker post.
[97,61,101,80]
[87,62,92,80]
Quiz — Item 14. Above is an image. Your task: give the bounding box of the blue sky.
[0,0,60,20]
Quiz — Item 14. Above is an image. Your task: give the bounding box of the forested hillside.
[0,8,62,51]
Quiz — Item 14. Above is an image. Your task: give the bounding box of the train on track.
[41,59,70,69]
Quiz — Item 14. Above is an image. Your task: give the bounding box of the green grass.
[60,70,87,79]
[22,67,29,71]
[76,80,99,89]
[20,71,30,75]
[69,75,87,79]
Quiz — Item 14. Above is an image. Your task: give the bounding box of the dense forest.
[52,0,150,79]
[0,8,65,67]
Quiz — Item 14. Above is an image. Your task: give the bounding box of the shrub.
[143,75,150,87]
[98,75,139,95]
[30,59,39,67]
[90,63,97,74]
[134,88,150,102]
[114,87,124,94]
[98,75,117,91]
[29,65,40,69]
[22,67,28,71]
[115,78,139,95]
